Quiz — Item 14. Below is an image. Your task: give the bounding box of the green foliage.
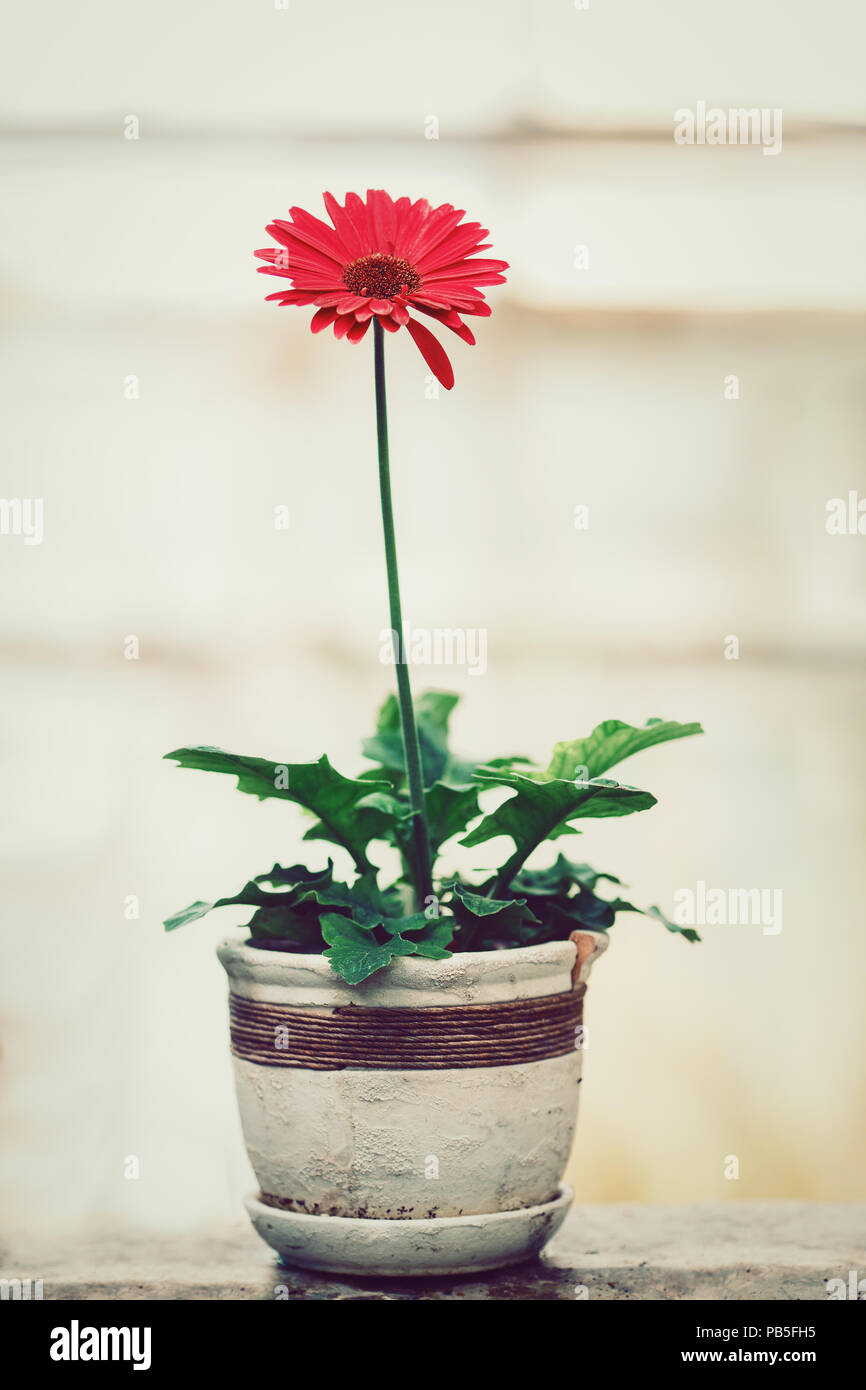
[321,912,453,985]
[544,718,704,781]
[462,768,657,893]
[163,749,393,872]
[164,697,703,980]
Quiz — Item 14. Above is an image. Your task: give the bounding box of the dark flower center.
[342,253,420,300]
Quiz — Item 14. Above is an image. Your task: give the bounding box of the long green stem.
[372,319,434,909]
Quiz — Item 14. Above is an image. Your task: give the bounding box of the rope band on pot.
[228,986,586,1071]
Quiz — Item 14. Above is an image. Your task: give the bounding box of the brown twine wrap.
[228,985,585,1071]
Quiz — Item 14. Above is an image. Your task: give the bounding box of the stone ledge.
[2,1202,863,1301]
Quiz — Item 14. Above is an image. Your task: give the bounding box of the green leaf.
[320,914,419,984]
[446,882,539,950]
[462,767,656,891]
[402,924,454,959]
[616,900,702,944]
[458,720,702,893]
[245,904,324,949]
[424,781,480,852]
[164,880,285,932]
[362,690,477,789]
[388,913,455,958]
[547,889,617,931]
[541,889,701,944]
[509,854,704,947]
[164,899,221,931]
[319,895,456,981]
[164,878,326,949]
[450,882,538,928]
[164,747,392,872]
[483,755,534,769]
[293,870,393,926]
[545,718,703,781]
[512,855,623,897]
[163,863,394,945]
[254,861,334,889]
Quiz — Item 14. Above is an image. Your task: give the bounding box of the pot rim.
[221,933,591,973]
[218,930,608,1007]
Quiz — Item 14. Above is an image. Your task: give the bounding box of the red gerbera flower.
[255,189,508,390]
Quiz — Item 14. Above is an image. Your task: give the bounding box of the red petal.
[265,290,319,305]
[437,295,490,314]
[286,207,350,261]
[346,318,371,343]
[412,302,476,345]
[322,192,366,259]
[410,204,466,260]
[426,257,509,277]
[344,192,374,252]
[415,226,491,273]
[266,224,344,271]
[405,317,455,390]
[265,234,344,284]
[412,292,455,308]
[333,313,355,340]
[335,294,368,313]
[310,307,338,333]
[428,272,508,289]
[395,197,432,259]
[257,263,342,291]
[459,299,492,317]
[391,196,414,247]
[366,189,397,252]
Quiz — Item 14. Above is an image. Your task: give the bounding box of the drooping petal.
[405,317,455,390]
[457,299,492,317]
[412,302,477,345]
[346,318,371,343]
[450,322,476,346]
[310,307,338,333]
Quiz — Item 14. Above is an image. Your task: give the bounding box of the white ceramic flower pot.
[218,930,607,1276]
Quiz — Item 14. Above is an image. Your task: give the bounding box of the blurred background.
[1,0,865,1240]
